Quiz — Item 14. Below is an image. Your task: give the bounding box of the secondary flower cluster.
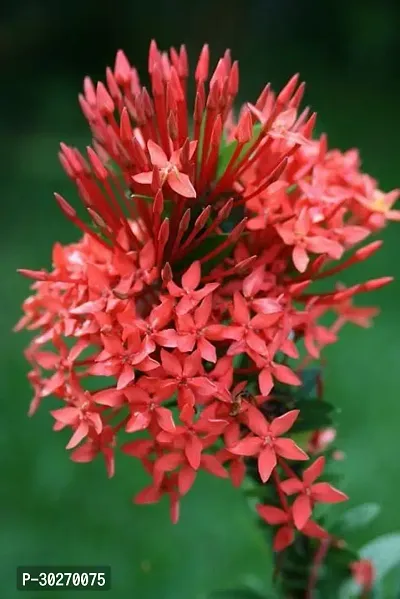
[17,42,398,553]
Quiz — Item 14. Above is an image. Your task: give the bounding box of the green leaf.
[338,503,381,533]
[233,354,246,369]
[297,368,322,400]
[216,139,238,179]
[216,123,263,180]
[328,545,359,569]
[290,399,335,432]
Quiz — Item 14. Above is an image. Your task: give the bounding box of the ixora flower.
[16,40,398,596]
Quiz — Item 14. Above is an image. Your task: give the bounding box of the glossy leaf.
[290,399,335,432]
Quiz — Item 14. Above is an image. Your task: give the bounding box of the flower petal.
[280,477,304,496]
[233,291,250,325]
[178,464,197,495]
[311,482,349,503]
[273,363,302,387]
[155,452,183,473]
[229,435,263,456]
[292,494,312,530]
[184,434,203,470]
[134,485,161,504]
[147,139,168,168]
[259,368,274,396]
[258,445,277,482]
[117,364,135,389]
[167,170,196,198]
[274,438,309,461]
[132,171,153,185]
[155,406,176,433]
[302,520,329,540]
[256,504,289,525]
[303,456,326,486]
[125,410,151,433]
[270,409,300,436]
[198,337,217,363]
[182,261,201,291]
[245,404,270,437]
[66,421,89,449]
[201,454,228,478]
[293,245,309,272]
[274,525,295,552]
[160,349,182,377]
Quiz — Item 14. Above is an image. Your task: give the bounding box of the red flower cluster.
[17,42,397,537]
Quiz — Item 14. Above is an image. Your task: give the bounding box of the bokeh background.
[1,1,400,597]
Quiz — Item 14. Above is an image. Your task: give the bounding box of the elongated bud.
[353,240,383,262]
[210,115,223,147]
[364,276,393,291]
[120,108,133,143]
[83,76,96,105]
[194,205,212,231]
[195,44,209,83]
[234,255,258,273]
[96,82,114,115]
[235,107,253,144]
[87,147,108,180]
[179,44,188,77]
[148,39,160,73]
[54,193,76,218]
[178,209,191,234]
[289,280,312,295]
[87,208,108,230]
[277,73,299,106]
[161,262,172,284]
[114,49,131,85]
[288,82,305,109]
[151,166,162,192]
[18,269,50,281]
[105,67,121,101]
[228,61,239,96]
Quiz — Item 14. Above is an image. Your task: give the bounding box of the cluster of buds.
[17,41,398,568]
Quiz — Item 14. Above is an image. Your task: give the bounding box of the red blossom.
[276,208,343,273]
[350,559,375,593]
[256,504,329,551]
[280,456,348,530]
[167,262,219,316]
[133,140,196,198]
[230,406,308,482]
[16,39,397,539]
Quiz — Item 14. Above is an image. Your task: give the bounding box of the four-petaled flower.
[167,261,219,316]
[276,208,343,272]
[133,140,197,198]
[256,504,329,551]
[280,456,348,530]
[230,406,308,482]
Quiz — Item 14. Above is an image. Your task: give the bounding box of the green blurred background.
[1,1,400,596]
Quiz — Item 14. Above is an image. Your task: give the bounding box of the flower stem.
[306,538,331,599]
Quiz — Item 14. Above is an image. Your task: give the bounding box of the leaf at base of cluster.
[290,398,335,432]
